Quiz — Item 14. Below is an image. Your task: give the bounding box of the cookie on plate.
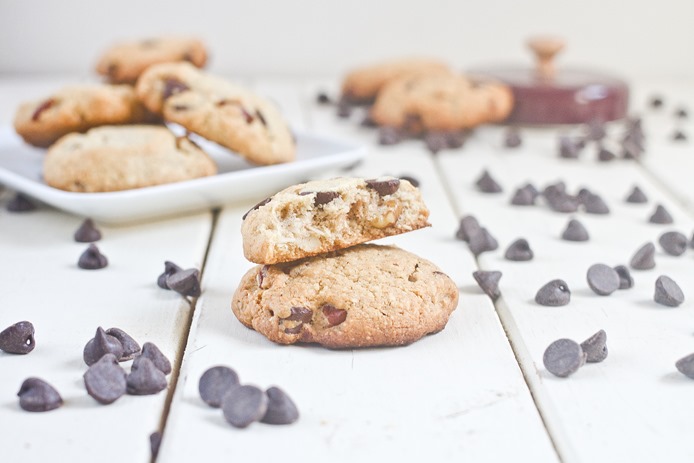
[136,62,295,165]
[370,73,514,133]
[241,177,430,264]
[43,125,217,192]
[341,58,451,104]
[96,36,208,84]
[232,244,458,348]
[13,84,152,148]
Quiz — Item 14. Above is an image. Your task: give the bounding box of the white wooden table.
[1,77,693,463]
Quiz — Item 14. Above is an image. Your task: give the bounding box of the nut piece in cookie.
[43,125,217,192]
[232,244,459,348]
[13,84,152,148]
[96,36,208,84]
[136,62,295,165]
[241,177,430,264]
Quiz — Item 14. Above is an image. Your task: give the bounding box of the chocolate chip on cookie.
[365,178,400,196]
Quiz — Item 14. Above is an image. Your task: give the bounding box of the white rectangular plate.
[0,126,366,224]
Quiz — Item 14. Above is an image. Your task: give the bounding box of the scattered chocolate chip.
[7,193,36,212]
[316,92,332,105]
[504,238,533,261]
[322,304,347,326]
[31,98,55,121]
[543,339,586,377]
[127,357,167,395]
[630,242,656,270]
[0,321,35,354]
[583,194,610,214]
[535,279,571,306]
[337,99,352,118]
[586,120,606,141]
[455,215,480,242]
[580,330,608,363]
[365,178,400,196]
[472,270,502,301]
[360,112,376,127]
[313,191,340,206]
[547,194,579,213]
[83,327,124,366]
[654,275,684,307]
[166,268,201,297]
[467,227,499,257]
[561,219,589,242]
[543,181,566,198]
[242,197,272,220]
[74,218,101,242]
[157,261,183,290]
[446,131,467,149]
[621,137,643,159]
[558,136,581,159]
[162,78,189,100]
[399,175,420,188]
[650,96,664,108]
[78,244,108,270]
[261,386,299,425]
[586,264,620,296]
[614,265,634,289]
[424,132,448,154]
[83,353,127,405]
[675,353,694,379]
[222,385,268,428]
[136,342,171,375]
[17,378,63,412]
[105,328,141,361]
[649,204,674,224]
[576,188,591,204]
[150,432,162,459]
[625,186,648,203]
[658,231,688,256]
[378,126,401,145]
[675,107,688,119]
[672,129,687,141]
[597,146,616,162]
[199,366,240,408]
[504,128,522,148]
[510,185,536,206]
[475,170,502,193]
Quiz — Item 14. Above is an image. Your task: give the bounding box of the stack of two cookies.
[232,176,459,349]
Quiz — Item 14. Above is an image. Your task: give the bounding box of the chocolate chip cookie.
[43,125,217,192]
[136,62,295,165]
[13,84,152,148]
[241,177,430,264]
[232,244,458,348]
[341,58,451,104]
[96,36,208,84]
[370,73,514,133]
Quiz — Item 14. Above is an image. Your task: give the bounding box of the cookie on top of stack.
[232,176,459,349]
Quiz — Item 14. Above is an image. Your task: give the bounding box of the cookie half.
[241,177,430,264]
[13,84,152,148]
[96,36,207,84]
[43,125,217,192]
[136,62,295,165]
[232,244,459,348]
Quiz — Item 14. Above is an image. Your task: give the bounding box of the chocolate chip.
[654,275,684,307]
[157,261,183,289]
[31,98,55,121]
[257,265,269,288]
[136,342,171,375]
[625,186,648,204]
[583,194,610,214]
[402,113,423,134]
[424,132,449,154]
[561,219,589,242]
[240,107,255,124]
[650,96,664,108]
[166,268,201,297]
[242,197,272,220]
[172,104,189,111]
[455,215,480,242]
[535,279,571,306]
[586,120,606,141]
[313,191,340,206]
[0,321,35,354]
[621,137,643,159]
[472,270,502,301]
[597,146,616,162]
[658,231,688,256]
[261,386,299,425]
[150,432,162,459]
[446,131,467,149]
[198,366,240,407]
[337,99,352,118]
[322,304,347,326]
[675,107,688,119]
[399,175,420,188]
[256,110,267,127]
[316,92,332,104]
[468,227,499,257]
[504,128,522,148]
[74,218,101,242]
[378,126,401,145]
[547,194,579,213]
[126,357,167,395]
[365,178,400,196]
[83,327,124,366]
[510,186,536,206]
[105,327,141,361]
[106,63,118,77]
[558,136,581,159]
[7,193,36,212]
[17,378,63,412]
[576,188,591,205]
[222,385,268,428]
[504,238,533,261]
[543,339,586,377]
[282,307,313,323]
[675,353,694,379]
[649,204,674,224]
[360,112,377,127]
[83,353,127,405]
[630,242,656,270]
[162,78,189,100]
[580,330,608,363]
[586,264,620,296]
[78,244,108,270]
[543,181,566,199]
[475,170,502,193]
[614,265,634,289]
[672,129,687,141]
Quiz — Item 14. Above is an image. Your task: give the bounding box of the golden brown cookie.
[241,177,430,264]
[43,125,217,192]
[232,244,459,348]
[96,36,207,84]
